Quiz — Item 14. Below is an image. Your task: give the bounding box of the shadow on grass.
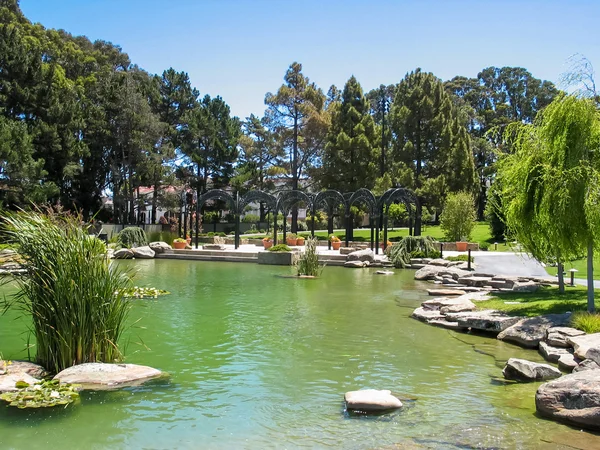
[476,286,597,317]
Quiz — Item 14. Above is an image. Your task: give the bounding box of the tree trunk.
[588,240,595,313]
[557,261,565,294]
[291,111,299,233]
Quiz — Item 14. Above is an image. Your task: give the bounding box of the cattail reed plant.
[296,237,322,277]
[1,210,132,374]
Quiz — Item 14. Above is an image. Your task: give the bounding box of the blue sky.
[21,0,600,119]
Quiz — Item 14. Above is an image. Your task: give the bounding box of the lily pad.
[118,286,170,299]
[0,380,80,409]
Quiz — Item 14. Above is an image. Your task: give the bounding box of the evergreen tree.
[390,69,476,234]
[319,76,378,192]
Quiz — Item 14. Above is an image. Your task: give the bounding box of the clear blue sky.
[21,0,600,119]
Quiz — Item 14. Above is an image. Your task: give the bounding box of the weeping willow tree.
[498,95,600,311]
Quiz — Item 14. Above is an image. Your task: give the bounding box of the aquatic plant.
[1,210,132,373]
[116,227,147,248]
[0,379,80,409]
[296,237,322,277]
[119,286,170,299]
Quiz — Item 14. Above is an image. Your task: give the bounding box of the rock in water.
[0,373,40,393]
[536,370,600,430]
[502,358,562,382]
[344,389,403,411]
[567,333,600,361]
[113,249,134,259]
[54,362,163,389]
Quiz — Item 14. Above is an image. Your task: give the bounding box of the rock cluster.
[343,249,392,269]
[411,260,600,431]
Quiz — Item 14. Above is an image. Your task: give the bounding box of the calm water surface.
[1,260,598,449]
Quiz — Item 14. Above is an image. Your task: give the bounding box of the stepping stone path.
[344,389,402,411]
[54,362,164,389]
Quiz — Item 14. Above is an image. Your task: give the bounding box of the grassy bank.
[545,257,600,280]
[476,285,600,317]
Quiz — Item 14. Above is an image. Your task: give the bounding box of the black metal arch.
[199,189,236,211]
[310,190,346,248]
[375,187,421,254]
[273,190,312,245]
[347,188,378,217]
[240,190,277,212]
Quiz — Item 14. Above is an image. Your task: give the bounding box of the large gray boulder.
[536,370,600,430]
[567,333,600,361]
[344,389,402,411]
[346,249,375,263]
[547,326,586,348]
[457,276,491,287]
[502,358,562,382]
[113,248,134,259]
[421,296,476,313]
[54,362,163,389]
[558,353,580,371]
[149,241,171,254]
[426,289,467,296]
[131,246,155,259]
[497,313,571,348]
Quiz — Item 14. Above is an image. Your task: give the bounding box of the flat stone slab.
[547,327,586,348]
[414,265,469,281]
[203,244,226,250]
[344,260,368,268]
[344,389,402,411]
[497,313,572,349]
[426,289,467,296]
[427,319,468,330]
[458,276,491,287]
[452,310,521,333]
[558,353,581,371]
[375,270,394,275]
[421,296,475,311]
[539,341,573,363]
[503,358,562,382]
[536,370,600,430]
[346,249,375,262]
[412,307,443,322]
[113,249,134,259]
[0,373,40,393]
[53,363,164,389]
[149,241,171,254]
[567,333,600,361]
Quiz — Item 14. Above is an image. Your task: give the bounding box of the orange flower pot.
[173,241,187,249]
[456,241,468,252]
[332,241,341,250]
[263,240,273,249]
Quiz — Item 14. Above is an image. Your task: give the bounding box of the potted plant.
[329,234,341,250]
[296,235,305,246]
[455,240,468,252]
[286,233,298,246]
[172,238,187,249]
[262,235,273,250]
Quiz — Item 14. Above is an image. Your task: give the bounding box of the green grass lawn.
[476,285,599,317]
[545,257,600,280]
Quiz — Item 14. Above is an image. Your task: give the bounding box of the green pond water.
[1,260,599,449]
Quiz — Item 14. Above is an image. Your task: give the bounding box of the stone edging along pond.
[410,258,600,432]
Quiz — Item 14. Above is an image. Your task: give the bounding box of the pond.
[0,260,598,449]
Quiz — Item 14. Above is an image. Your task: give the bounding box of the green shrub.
[445,254,474,262]
[117,227,147,248]
[203,211,219,223]
[216,232,227,237]
[147,230,179,244]
[411,249,441,259]
[1,210,131,373]
[207,232,215,237]
[242,214,260,223]
[440,191,476,241]
[296,237,322,276]
[268,244,292,252]
[479,242,490,251]
[388,236,438,268]
[571,312,600,334]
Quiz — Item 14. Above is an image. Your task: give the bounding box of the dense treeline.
[0,0,560,230]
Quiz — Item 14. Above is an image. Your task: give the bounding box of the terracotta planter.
[456,241,468,252]
[263,240,273,249]
[286,238,298,246]
[172,241,187,249]
[332,241,341,250]
[296,237,305,246]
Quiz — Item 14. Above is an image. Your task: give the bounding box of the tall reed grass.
[1,210,132,373]
[296,237,322,277]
